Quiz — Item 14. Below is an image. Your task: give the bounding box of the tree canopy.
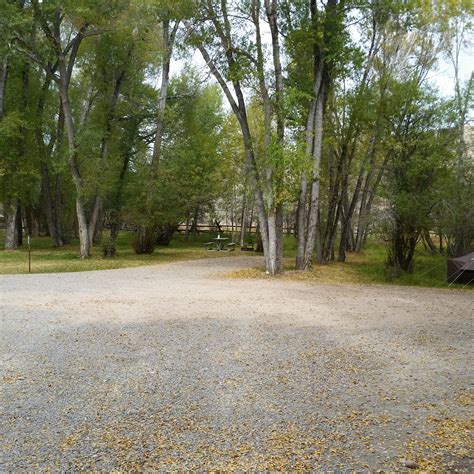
[1,0,472,274]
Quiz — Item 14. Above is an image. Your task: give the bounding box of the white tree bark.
[4,200,19,250]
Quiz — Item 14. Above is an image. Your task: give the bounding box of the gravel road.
[1,256,473,471]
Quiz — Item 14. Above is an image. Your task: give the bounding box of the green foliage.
[0,56,41,206]
[125,66,226,230]
[283,0,352,123]
[382,85,454,271]
[1,0,471,273]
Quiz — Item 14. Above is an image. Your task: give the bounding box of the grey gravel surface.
[1,256,473,471]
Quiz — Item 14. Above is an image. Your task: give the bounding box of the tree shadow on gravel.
[1,315,472,471]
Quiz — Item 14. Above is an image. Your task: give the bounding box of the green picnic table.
[205,236,235,251]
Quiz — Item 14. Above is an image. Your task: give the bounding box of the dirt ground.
[1,256,473,471]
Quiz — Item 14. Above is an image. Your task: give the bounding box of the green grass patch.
[0,231,245,274]
[1,230,471,290]
[227,238,471,290]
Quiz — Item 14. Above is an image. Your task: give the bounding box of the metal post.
[28,235,31,273]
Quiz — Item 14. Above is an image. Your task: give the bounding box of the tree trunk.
[0,54,8,118]
[93,210,103,244]
[48,18,91,258]
[24,205,39,237]
[59,76,90,258]
[151,20,178,171]
[54,175,64,241]
[36,75,65,247]
[296,0,338,270]
[109,222,120,246]
[135,20,178,251]
[348,224,355,251]
[4,200,19,249]
[191,6,283,274]
[185,216,191,240]
[266,211,278,274]
[338,193,349,263]
[275,203,284,271]
[239,195,247,246]
[355,156,388,251]
[322,178,343,264]
[303,78,327,270]
[338,156,366,262]
[156,224,177,245]
[422,230,437,254]
[252,1,281,274]
[265,0,284,140]
[41,172,63,244]
[88,196,102,244]
[315,209,323,262]
[133,227,155,254]
[88,55,130,244]
[295,5,320,270]
[388,222,419,273]
[296,98,316,269]
[105,115,136,254]
[248,204,255,236]
[255,224,264,253]
[355,178,371,252]
[192,206,199,241]
[15,202,23,246]
[266,0,285,272]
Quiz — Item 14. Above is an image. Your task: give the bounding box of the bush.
[102,243,117,258]
[132,228,156,254]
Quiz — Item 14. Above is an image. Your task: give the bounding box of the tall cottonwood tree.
[384,87,452,273]
[7,1,103,257]
[5,0,158,257]
[1,1,28,249]
[132,0,197,254]
[1,52,37,249]
[81,8,161,246]
[281,0,347,269]
[36,72,66,247]
[187,0,290,274]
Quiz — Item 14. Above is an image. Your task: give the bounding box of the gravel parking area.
[1,256,473,471]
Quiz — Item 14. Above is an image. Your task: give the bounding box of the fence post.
[28,235,31,273]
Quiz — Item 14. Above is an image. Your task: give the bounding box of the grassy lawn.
[1,230,471,290]
[0,231,241,274]
[229,237,472,290]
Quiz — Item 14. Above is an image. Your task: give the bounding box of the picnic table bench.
[240,243,254,251]
[205,239,236,251]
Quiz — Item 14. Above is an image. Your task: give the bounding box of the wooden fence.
[175,223,295,235]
